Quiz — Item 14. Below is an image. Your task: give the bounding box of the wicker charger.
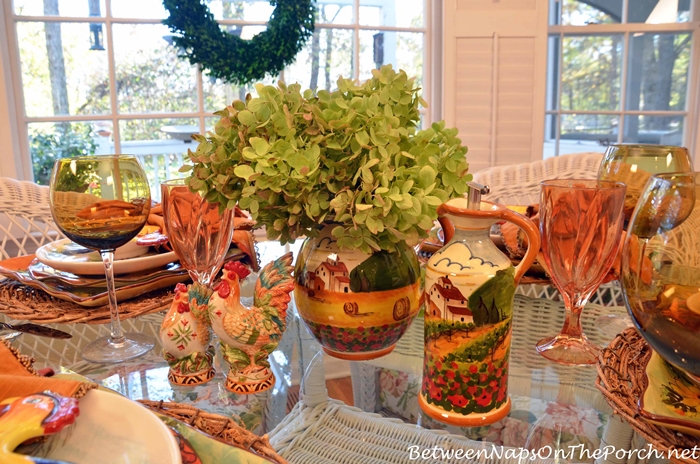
[139,400,287,464]
[0,279,172,324]
[596,328,700,461]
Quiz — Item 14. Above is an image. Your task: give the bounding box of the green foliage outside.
[30,123,96,186]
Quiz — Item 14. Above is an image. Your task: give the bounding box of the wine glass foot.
[535,334,601,366]
[82,332,155,364]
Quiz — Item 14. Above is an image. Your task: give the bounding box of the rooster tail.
[254,252,295,316]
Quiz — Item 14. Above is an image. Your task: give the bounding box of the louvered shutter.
[442,0,549,172]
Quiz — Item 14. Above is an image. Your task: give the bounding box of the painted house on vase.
[428,276,473,324]
[307,254,352,293]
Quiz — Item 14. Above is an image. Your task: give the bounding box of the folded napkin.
[500,204,626,283]
[0,341,96,402]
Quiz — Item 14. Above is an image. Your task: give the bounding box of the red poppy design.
[428,382,442,401]
[475,390,493,407]
[497,383,508,402]
[447,394,469,408]
[469,364,478,374]
[467,385,478,396]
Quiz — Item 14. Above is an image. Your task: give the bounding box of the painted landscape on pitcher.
[422,267,515,414]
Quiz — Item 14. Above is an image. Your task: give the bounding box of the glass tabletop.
[7,239,634,458]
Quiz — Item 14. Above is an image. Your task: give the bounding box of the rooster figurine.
[209,253,294,394]
[160,282,215,386]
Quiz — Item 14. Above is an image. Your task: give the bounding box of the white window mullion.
[618,31,630,144]
[3,0,31,179]
[196,64,204,134]
[353,0,360,81]
[104,0,120,154]
[555,31,563,157]
[689,3,700,165]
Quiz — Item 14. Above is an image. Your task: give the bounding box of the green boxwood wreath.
[162,0,315,85]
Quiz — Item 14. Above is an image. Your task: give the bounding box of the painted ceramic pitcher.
[419,182,540,426]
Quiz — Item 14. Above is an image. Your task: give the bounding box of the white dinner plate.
[32,389,182,464]
[36,238,178,275]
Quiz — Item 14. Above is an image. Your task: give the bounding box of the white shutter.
[443,0,548,173]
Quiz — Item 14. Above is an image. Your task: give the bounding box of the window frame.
[0,0,432,181]
[544,0,700,160]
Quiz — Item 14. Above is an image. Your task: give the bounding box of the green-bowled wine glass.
[50,155,155,363]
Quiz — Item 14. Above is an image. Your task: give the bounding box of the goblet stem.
[101,250,125,345]
[560,298,585,339]
[80,251,156,363]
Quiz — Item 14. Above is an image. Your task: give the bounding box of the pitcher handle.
[437,212,455,244]
[500,209,541,285]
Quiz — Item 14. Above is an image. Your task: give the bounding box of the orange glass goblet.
[161,179,234,285]
[536,179,626,365]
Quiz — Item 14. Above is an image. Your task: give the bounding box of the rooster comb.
[225,260,251,279]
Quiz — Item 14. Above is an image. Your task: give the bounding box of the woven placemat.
[139,400,287,463]
[0,279,172,324]
[596,327,700,459]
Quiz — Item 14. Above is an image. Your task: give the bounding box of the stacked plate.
[0,238,243,307]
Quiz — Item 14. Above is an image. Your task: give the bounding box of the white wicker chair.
[0,177,165,372]
[471,152,603,205]
[0,178,63,260]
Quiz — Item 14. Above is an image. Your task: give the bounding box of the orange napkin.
[0,341,96,402]
[148,203,259,271]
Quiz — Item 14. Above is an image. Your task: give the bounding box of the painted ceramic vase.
[418,190,540,426]
[160,282,215,386]
[295,224,422,361]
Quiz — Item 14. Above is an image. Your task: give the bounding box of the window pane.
[562,35,622,111]
[113,24,198,114]
[561,0,620,25]
[111,0,167,19]
[359,31,423,89]
[17,22,110,117]
[28,121,108,185]
[628,0,691,23]
[560,114,618,153]
[626,33,691,112]
[315,2,354,25]
[285,28,354,91]
[359,0,424,28]
[119,118,199,200]
[15,0,106,17]
[623,115,684,145]
[209,0,274,21]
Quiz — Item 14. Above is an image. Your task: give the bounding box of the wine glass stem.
[101,250,125,345]
[561,300,585,338]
